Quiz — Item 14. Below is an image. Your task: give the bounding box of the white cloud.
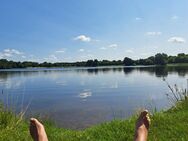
[44,54,59,62]
[146,32,162,36]
[0,48,23,59]
[100,47,107,50]
[140,53,152,57]
[108,44,118,48]
[74,35,91,42]
[49,54,57,60]
[79,49,84,52]
[26,54,41,62]
[29,55,34,58]
[80,54,93,59]
[4,49,22,55]
[135,17,142,20]
[168,37,186,44]
[125,49,134,53]
[21,55,26,58]
[3,53,13,57]
[55,48,66,53]
[171,15,178,20]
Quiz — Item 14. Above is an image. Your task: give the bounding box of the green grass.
[0,99,188,141]
[167,63,188,67]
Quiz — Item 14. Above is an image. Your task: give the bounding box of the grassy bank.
[167,63,188,67]
[0,99,188,141]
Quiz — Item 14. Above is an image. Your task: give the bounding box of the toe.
[30,118,44,129]
[139,110,148,119]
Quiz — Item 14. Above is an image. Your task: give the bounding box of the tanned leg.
[30,118,48,141]
[134,110,150,141]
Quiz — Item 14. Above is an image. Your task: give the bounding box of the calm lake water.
[0,66,188,129]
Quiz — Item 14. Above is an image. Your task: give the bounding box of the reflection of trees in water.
[130,67,168,77]
[138,67,156,76]
[123,66,188,78]
[155,67,168,77]
[0,71,41,81]
[123,67,134,75]
[167,66,188,77]
[112,67,122,73]
[87,68,99,74]
[137,66,173,77]
[154,66,188,77]
[76,67,123,75]
[0,66,188,79]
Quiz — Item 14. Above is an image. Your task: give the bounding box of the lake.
[0,66,188,129]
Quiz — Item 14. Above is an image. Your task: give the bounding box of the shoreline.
[0,98,188,140]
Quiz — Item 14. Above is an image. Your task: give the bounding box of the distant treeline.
[0,53,188,69]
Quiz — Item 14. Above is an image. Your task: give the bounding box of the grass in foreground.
[0,99,188,141]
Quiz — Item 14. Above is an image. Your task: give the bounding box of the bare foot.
[30,118,48,141]
[134,110,150,141]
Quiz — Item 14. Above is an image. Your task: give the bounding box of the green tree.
[154,53,168,65]
[123,57,134,66]
[86,60,94,67]
[93,59,98,67]
[168,56,176,63]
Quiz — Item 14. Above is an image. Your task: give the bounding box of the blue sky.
[0,0,188,62]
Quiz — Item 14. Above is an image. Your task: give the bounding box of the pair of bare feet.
[29,110,150,141]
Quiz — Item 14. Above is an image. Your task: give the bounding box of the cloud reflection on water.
[78,90,92,99]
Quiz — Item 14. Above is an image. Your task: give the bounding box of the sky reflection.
[0,66,188,129]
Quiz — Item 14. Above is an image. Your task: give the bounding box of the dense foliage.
[0,53,188,69]
[122,53,188,66]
